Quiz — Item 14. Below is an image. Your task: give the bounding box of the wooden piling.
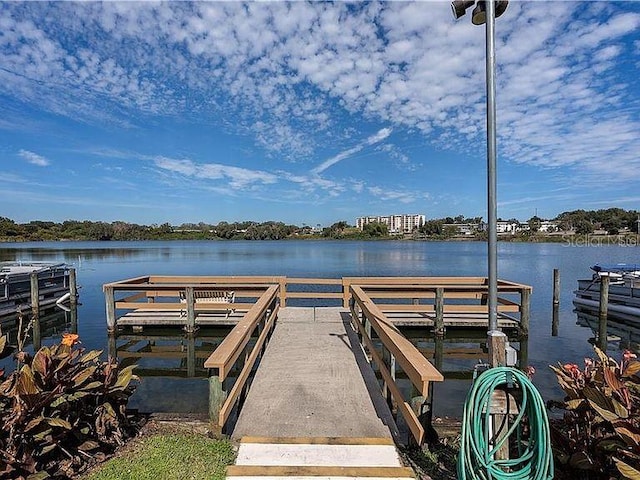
[488,330,507,367]
[209,373,228,437]
[105,286,116,333]
[551,305,559,337]
[598,275,610,351]
[185,286,195,333]
[520,288,530,336]
[30,272,40,319]
[69,267,78,306]
[434,287,444,335]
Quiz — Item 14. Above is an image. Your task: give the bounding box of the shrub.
[0,333,139,479]
[549,347,640,479]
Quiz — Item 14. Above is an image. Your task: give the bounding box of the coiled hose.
[457,366,554,480]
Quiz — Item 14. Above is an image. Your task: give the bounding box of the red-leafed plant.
[0,331,139,479]
[549,347,640,479]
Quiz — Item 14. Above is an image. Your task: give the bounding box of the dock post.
[105,286,116,333]
[434,287,444,335]
[69,267,78,306]
[187,334,196,378]
[30,272,40,319]
[552,269,560,336]
[598,275,610,351]
[520,288,530,336]
[32,317,42,351]
[552,269,560,308]
[488,330,507,367]
[70,302,78,334]
[209,372,228,437]
[108,333,117,360]
[185,286,196,333]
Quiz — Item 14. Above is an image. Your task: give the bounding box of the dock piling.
[105,286,116,333]
[552,268,560,308]
[69,267,78,306]
[30,272,40,319]
[208,373,228,437]
[598,275,610,351]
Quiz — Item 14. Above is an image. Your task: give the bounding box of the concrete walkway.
[227,307,413,479]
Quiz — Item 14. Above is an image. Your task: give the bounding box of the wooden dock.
[102,275,532,478]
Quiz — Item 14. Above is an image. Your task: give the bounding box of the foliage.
[548,347,640,479]
[84,433,235,480]
[361,221,389,237]
[0,333,139,479]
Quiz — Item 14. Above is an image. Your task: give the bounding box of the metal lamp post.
[451,0,508,366]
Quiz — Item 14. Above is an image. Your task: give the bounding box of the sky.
[1,1,639,227]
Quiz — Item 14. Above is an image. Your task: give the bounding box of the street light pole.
[451,0,507,366]
[485,0,498,335]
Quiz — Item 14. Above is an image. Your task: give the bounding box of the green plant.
[0,333,139,479]
[549,347,640,479]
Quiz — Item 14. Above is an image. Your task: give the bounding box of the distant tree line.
[0,208,637,242]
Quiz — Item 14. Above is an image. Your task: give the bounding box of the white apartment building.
[497,221,519,234]
[356,214,425,234]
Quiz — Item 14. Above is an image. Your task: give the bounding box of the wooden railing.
[203,285,279,434]
[350,285,444,445]
[103,275,531,333]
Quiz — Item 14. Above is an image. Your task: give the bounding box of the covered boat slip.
[574,278,640,323]
[103,275,531,334]
[0,261,76,318]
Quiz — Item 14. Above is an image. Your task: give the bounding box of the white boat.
[0,262,73,318]
[573,264,640,323]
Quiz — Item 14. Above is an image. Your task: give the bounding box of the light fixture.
[471,2,486,25]
[451,0,509,24]
[451,0,475,19]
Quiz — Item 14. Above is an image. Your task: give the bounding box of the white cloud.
[153,157,278,190]
[312,127,392,174]
[19,149,50,166]
[1,1,639,187]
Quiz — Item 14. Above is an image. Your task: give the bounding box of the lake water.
[1,239,637,417]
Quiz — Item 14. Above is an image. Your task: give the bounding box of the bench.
[180,290,236,318]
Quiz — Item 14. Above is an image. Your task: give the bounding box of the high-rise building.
[356,214,425,234]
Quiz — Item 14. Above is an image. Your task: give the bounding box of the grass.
[83,433,235,480]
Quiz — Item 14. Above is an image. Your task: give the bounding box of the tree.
[527,216,542,233]
[362,221,388,237]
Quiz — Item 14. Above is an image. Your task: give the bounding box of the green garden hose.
[457,366,554,480]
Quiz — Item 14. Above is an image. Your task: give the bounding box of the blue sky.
[1,1,639,227]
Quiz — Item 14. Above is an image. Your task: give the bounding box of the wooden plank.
[103,275,150,289]
[352,286,444,392]
[225,465,416,477]
[285,292,343,299]
[285,278,343,285]
[121,292,147,302]
[239,436,395,445]
[352,310,425,445]
[204,285,278,376]
[149,275,284,284]
[218,306,277,425]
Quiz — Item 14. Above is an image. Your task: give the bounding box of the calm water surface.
[1,240,636,417]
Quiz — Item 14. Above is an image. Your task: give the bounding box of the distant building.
[539,221,558,233]
[497,221,519,234]
[356,214,425,234]
[442,223,481,236]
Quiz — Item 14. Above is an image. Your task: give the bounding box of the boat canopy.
[591,263,640,273]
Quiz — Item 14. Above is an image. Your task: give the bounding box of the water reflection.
[575,310,640,355]
[0,305,77,359]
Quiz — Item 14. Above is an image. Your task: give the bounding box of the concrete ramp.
[228,307,413,479]
[227,437,415,479]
